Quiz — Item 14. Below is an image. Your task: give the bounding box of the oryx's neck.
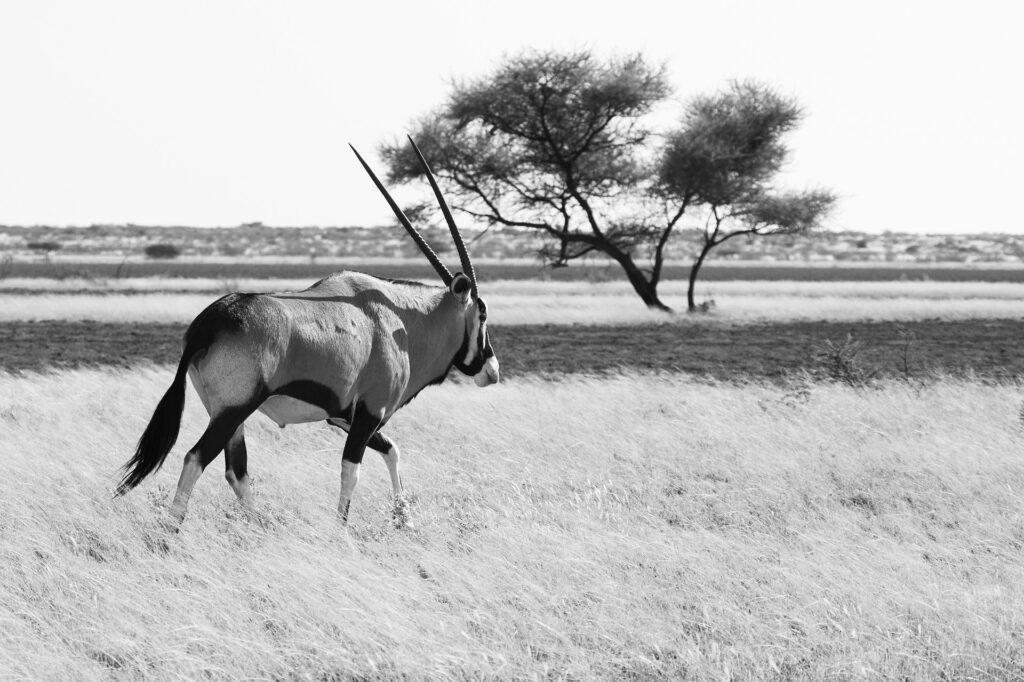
[397,291,465,402]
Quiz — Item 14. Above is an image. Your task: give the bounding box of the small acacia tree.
[660,82,836,310]
[382,50,834,311]
[27,241,62,255]
[144,243,181,259]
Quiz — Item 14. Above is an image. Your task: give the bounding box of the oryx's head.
[350,137,500,387]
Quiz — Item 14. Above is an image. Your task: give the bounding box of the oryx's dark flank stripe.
[272,380,350,419]
[117,138,501,528]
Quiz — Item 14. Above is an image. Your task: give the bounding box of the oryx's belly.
[258,395,330,427]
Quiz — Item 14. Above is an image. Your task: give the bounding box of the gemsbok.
[115,138,500,528]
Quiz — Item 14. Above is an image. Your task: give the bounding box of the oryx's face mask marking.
[453,294,499,386]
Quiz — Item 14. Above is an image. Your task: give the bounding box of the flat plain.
[3,370,1024,679]
[2,276,1024,379]
[2,260,1023,678]
[7,256,1024,282]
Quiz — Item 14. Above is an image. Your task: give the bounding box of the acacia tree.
[660,82,836,310]
[382,51,834,311]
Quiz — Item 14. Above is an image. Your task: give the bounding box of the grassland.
[3,262,1024,678]
[3,369,1024,679]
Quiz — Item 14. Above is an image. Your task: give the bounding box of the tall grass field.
[2,368,1024,678]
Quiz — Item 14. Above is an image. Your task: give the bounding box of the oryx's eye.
[477,299,487,322]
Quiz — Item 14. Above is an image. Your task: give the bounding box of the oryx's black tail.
[115,307,220,496]
[114,351,192,496]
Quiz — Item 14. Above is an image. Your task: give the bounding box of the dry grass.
[2,369,1024,678]
[4,284,1024,325]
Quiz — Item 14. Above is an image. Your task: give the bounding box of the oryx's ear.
[450,273,472,303]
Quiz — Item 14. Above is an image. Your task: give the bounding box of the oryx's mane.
[379,277,437,289]
[308,271,440,291]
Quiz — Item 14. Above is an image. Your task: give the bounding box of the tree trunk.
[687,244,714,312]
[608,250,672,312]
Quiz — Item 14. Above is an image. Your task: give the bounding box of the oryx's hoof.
[242,506,269,529]
[159,512,183,535]
[337,499,351,526]
[392,498,412,529]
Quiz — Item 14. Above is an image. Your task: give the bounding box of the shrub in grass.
[144,244,181,260]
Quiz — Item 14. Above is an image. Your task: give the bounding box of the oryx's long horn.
[349,143,453,285]
[406,135,477,296]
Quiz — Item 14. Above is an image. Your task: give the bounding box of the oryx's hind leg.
[168,400,261,527]
[224,424,252,507]
[366,432,409,528]
[169,339,267,527]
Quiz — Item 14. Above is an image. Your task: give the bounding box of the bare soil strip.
[3,319,1021,380]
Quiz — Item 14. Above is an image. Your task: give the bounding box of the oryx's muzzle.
[474,355,500,387]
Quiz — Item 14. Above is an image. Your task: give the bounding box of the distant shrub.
[144,243,181,259]
[27,241,62,253]
[692,298,716,313]
[815,334,876,387]
[219,243,246,257]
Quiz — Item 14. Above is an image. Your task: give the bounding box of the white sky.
[0,0,1020,233]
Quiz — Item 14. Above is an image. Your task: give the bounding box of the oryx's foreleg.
[336,405,384,526]
[366,431,409,528]
[168,405,255,526]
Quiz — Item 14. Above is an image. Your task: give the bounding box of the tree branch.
[532,85,609,241]
[651,197,690,285]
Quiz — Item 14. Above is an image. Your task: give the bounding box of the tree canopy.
[383,50,835,311]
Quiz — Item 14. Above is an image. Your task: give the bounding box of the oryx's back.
[187,273,424,424]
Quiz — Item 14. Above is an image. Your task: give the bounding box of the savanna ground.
[2,260,1024,679]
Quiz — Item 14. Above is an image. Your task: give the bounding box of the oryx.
[115,138,500,528]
